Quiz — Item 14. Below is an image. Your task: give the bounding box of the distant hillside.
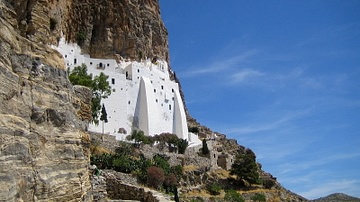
[311,193,360,202]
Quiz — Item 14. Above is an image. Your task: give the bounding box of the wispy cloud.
[182,49,258,77]
[229,69,264,84]
[225,109,310,135]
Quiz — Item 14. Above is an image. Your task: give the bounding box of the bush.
[188,126,199,133]
[76,31,86,45]
[112,155,137,173]
[250,193,266,202]
[224,189,244,202]
[262,178,276,189]
[147,166,165,189]
[115,141,133,156]
[207,183,221,195]
[153,154,171,174]
[49,18,57,31]
[164,173,178,193]
[177,138,188,154]
[90,153,113,169]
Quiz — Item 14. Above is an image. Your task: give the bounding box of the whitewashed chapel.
[53,38,196,142]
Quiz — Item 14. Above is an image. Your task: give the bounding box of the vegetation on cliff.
[68,64,112,124]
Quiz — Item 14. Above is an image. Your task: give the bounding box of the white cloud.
[229,69,264,84]
[182,49,258,77]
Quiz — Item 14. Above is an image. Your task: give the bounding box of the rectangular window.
[112,78,115,84]
[161,85,164,90]
[169,104,172,110]
[74,58,77,64]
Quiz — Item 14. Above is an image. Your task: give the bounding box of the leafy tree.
[68,64,93,87]
[68,64,111,125]
[230,149,259,186]
[201,139,210,156]
[224,190,244,202]
[100,104,108,134]
[250,193,266,202]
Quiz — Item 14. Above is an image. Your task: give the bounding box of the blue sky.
[159,0,360,200]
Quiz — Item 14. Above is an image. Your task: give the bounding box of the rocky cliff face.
[7,0,169,61]
[0,0,94,201]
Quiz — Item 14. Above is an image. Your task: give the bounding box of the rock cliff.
[6,0,169,61]
[0,0,94,201]
[1,0,169,201]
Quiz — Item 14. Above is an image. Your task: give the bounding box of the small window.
[90,62,93,65]
[172,97,174,101]
[112,78,115,85]
[65,54,67,58]
[161,85,164,90]
[154,89,156,93]
[74,58,77,64]
[128,101,130,104]
[155,99,158,103]
[99,62,103,67]
[169,104,171,110]
[107,63,110,67]
[137,69,140,73]
[71,49,73,52]
[172,89,174,93]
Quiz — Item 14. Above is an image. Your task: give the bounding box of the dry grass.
[90,144,112,155]
[184,189,225,198]
[183,165,199,172]
[212,169,231,179]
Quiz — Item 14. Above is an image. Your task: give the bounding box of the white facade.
[53,38,189,141]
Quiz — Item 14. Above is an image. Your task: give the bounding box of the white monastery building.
[53,38,194,142]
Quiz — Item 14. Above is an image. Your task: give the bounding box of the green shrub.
[207,183,221,195]
[112,155,136,173]
[262,178,276,189]
[153,154,171,174]
[250,193,266,202]
[90,153,113,169]
[224,189,244,202]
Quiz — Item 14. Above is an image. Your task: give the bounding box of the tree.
[100,104,108,134]
[230,149,259,186]
[201,139,209,156]
[177,138,188,154]
[68,64,111,125]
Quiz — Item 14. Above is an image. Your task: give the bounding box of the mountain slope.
[311,193,360,202]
